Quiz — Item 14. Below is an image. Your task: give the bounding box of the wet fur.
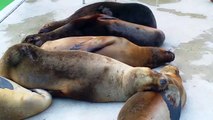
[41,36,174,68]
[38,2,157,34]
[23,14,165,47]
[0,44,169,102]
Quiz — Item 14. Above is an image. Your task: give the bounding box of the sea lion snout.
[154,30,165,46]
[156,76,169,91]
[23,35,44,47]
[150,49,175,67]
[165,50,175,62]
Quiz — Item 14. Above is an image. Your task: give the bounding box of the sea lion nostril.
[171,52,175,61]
[160,79,168,86]
[166,51,175,61]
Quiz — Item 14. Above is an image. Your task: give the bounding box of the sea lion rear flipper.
[0,76,52,120]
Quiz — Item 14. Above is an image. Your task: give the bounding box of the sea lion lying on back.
[118,65,186,120]
[41,36,174,68]
[23,14,165,47]
[38,2,157,34]
[0,43,169,102]
[0,76,51,120]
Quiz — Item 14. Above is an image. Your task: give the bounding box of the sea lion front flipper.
[69,37,115,52]
[160,84,181,120]
[0,76,52,120]
[118,85,181,120]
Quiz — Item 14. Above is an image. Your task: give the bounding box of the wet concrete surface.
[157,8,207,19]
[26,0,59,3]
[137,0,181,6]
[0,0,213,120]
[2,12,54,45]
[175,28,213,82]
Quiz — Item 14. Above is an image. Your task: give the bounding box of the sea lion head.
[160,65,186,108]
[133,67,169,92]
[0,44,39,77]
[118,65,186,120]
[149,48,175,68]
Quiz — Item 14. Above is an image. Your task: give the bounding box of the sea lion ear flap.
[161,65,179,75]
[20,44,38,61]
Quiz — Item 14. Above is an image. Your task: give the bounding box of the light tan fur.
[41,36,175,68]
[0,43,169,102]
[0,77,51,120]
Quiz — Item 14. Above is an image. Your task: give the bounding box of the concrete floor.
[0,0,213,120]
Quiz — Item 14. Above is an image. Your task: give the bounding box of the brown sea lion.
[23,14,165,47]
[38,2,157,34]
[0,43,169,102]
[0,76,52,120]
[118,65,186,120]
[41,36,174,68]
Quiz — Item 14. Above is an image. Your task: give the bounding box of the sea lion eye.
[160,79,168,86]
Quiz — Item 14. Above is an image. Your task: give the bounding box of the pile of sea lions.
[0,2,186,120]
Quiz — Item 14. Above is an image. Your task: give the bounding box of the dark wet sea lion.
[118,65,186,120]
[0,43,169,102]
[23,14,165,47]
[41,36,174,68]
[38,2,157,33]
[0,76,52,120]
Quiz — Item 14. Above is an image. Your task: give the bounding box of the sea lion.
[118,65,186,120]
[0,76,52,120]
[0,43,169,102]
[23,14,165,47]
[38,2,157,34]
[41,36,174,68]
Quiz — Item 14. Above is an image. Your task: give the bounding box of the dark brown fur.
[23,14,165,47]
[38,2,157,34]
